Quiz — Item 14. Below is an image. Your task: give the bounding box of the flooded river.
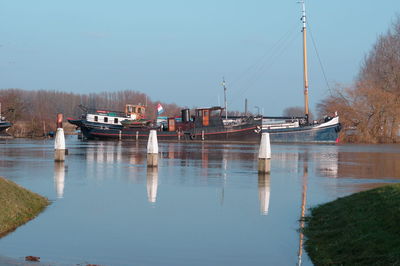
[0,138,399,265]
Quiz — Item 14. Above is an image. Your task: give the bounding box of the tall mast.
[300,0,309,123]
[222,78,228,119]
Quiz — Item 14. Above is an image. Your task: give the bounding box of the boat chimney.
[245,98,248,116]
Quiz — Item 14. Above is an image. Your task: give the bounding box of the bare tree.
[318,15,400,143]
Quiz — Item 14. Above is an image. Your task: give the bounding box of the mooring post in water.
[147,130,158,167]
[258,132,271,174]
[54,113,66,162]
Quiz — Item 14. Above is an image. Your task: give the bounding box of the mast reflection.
[297,159,308,265]
[54,162,66,199]
[147,168,159,203]
[258,173,271,215]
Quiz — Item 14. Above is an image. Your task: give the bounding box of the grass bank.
[303,184,400,265]
[0,177,49,237]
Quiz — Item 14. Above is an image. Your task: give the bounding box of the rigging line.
[229,22,299,91]
[231,32,299,101]
[232,33,300,105]
[306,21,333,96]
[230,32,301,105]
[230,26,295,84]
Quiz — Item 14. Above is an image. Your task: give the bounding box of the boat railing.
[262,121,300,130]
[79,105,126,117]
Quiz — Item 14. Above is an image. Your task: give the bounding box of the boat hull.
[0,121,12,133]
[264,123,341,143]
[79,124,261,142]
[69,117,341,144]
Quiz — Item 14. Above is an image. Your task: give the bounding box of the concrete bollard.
[258,132,271,174]
[147,130,158,167]
[55,113,66,162]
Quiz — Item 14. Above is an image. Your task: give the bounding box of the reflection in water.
[316,150,338,178]
[297,161,308,266]
[336,151,400,179]
[147,168,159,203]
[258,174,271,215]
[201,143,209,177]
[54,162,66,199]
[1,140,400,266]
[85,142,125,164]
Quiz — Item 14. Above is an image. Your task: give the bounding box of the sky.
[0,0,399,116]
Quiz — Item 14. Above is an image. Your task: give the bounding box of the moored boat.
[0,103,12,135]
[260,0,341,143]
[68,105,262,142]
[262,115,341,143]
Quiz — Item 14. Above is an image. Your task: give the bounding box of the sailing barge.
[260,0,341,143]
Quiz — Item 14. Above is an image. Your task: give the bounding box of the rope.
[227,22,300,107]
[307,19,333,96]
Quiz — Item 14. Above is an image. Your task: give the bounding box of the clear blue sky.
[0,0,399,116]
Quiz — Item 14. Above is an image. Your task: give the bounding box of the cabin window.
[114,118,118,124]
[104,117,108,123]
[94,116,98,122]
[211,110,219,117]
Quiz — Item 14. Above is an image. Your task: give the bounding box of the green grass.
[0,177,49,237]
[303,184,400,265]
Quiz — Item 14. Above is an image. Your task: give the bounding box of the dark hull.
[0,121,12,133]
[80,124,261,142]
[264,123,341,143]
[69,118,341,144]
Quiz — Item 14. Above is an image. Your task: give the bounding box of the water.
[0,138,399,266]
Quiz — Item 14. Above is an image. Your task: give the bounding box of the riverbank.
[0,177,49,238]
[303,184,400,265]
[6,121,76,138]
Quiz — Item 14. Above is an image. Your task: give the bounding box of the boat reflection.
[258,173,271,215]
[147,168,159,203]
[85,141,124,164]
[297,158,308,266]
[336,151,400,179]
[54,162,66,199]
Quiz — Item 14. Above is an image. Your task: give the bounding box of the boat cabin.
[194,107,224,127]
[125,104,146,120]
[85,104,146,127]
[86,112,126,126]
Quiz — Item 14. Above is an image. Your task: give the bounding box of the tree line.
[318,16,400,143]
[0,89,183,137]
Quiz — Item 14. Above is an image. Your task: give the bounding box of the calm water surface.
[0,138,399,266]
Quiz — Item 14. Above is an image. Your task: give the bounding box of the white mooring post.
[54,113,66,162]
[147,130,158,167]
[258,132,271,174]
